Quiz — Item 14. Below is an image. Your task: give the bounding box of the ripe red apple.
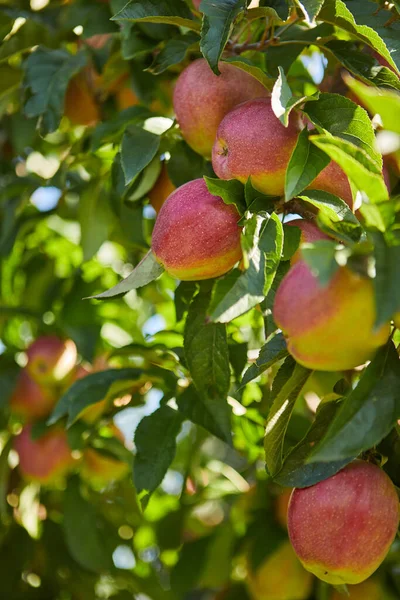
[26,336,77,385]
[173,59,268,158]
[152,178,242,280]
[246,542,313,600]
[80,447,129,489]
[308,161,354,209]
[10,370,58,422]
[286,219,330,265]
[14,425,74,484]
[288,461,399,585]
[273,261,390,371]
[212,97,301,196]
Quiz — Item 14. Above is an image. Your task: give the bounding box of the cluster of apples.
[148,59,400,589]
[10,335,128,487]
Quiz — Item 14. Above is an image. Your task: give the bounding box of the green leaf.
[23,47,87,135]
[319,0,400,74]
[372,232,400,328]
[184,289,231,402]
[134,406,183,507]
[325,41,400,91]
[264,361,311,476]
[177,385,232,444]
[285,129,330,201]
[111,0,200,32]
[204,176,246,215]
[87,250,164,300]
[200,0,247,74]
[301,240,340,287]
[79,185,110,262]
[309,342,400,463]
[344,73,400,135]
[0,19,53,64]
[274,401,351,487]
[271,67,315,126]
[282,223,301,261]
[297,189,362,243]
[64,478,113,572]
[167,141,210,188]
[210,213,283,323]
[91,106,153,151]
[48,368,144,426]
[303,92,381,166]
[241,332,288,386]
[148,32,200,75]
[223,57,273,90]
[310,134,388,205]
[295,0,325,23]
[121,126,160,185]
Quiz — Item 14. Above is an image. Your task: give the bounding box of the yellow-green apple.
[331,578,383,600]
[246,542,313,600]
[80,447,129,489]
[273,261,390,371]
[10,370,58,422]
[286,219,330,265]
[148,163,176,213]
[26,336,77,385]
[14,425,74,484]
[212,97,301,196]
[152,178,242,280]
[288,461,399,585]
[173,59,268,158]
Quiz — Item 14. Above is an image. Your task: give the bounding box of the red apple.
[26,336,77,385]
[10,370,58,422]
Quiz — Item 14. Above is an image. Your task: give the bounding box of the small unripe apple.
[212,97,301,196]
[331,578,383,600]
[286,219,330,265]
[10,370,58,422]
[65,75,100,127]
[288,461,399,585]
[273,261,390,371]
[148,164,176,213]
[80,447,129,489]
[173,59,269,158]
[246,542,313,600]
[26,336,77,385]
[14,425,74,484]
[152,178,242,280]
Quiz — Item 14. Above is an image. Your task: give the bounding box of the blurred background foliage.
[0,0,400,599]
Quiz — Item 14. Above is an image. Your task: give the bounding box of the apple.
[212,97,301,196]
[14,425,74,484]
[273,261,391,371]
[288,461,399,585]
[148,163,176,213]
[10,370,58,422]
[152,178,242,280]
[174,59,269,158]
[26,336,77,385]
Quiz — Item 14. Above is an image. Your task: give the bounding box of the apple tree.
[1,0,400,599]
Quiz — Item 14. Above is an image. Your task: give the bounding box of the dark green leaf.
[372,232,400,328]
[111,0,200,31]
[79,185,110,262]
[241,332,288,386]
[91,106,153,151]
[274,401,351,487]
[177,385,232,444]
[264,362,311,476]
[200,0,247,74]
[167,141,211,187]
[285,129,330,201]
[148,32,200,75]
[210,213,283,322]
[87,250,164,300]
[64,477,113,572]
[204,176,246,215]
[134,405,183,506]
[309,342,400,463]
[23,47,87,135]
[282,223,302,261]
[121,126,160,185]
[184,289,231,402]
[48,368,144,426]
